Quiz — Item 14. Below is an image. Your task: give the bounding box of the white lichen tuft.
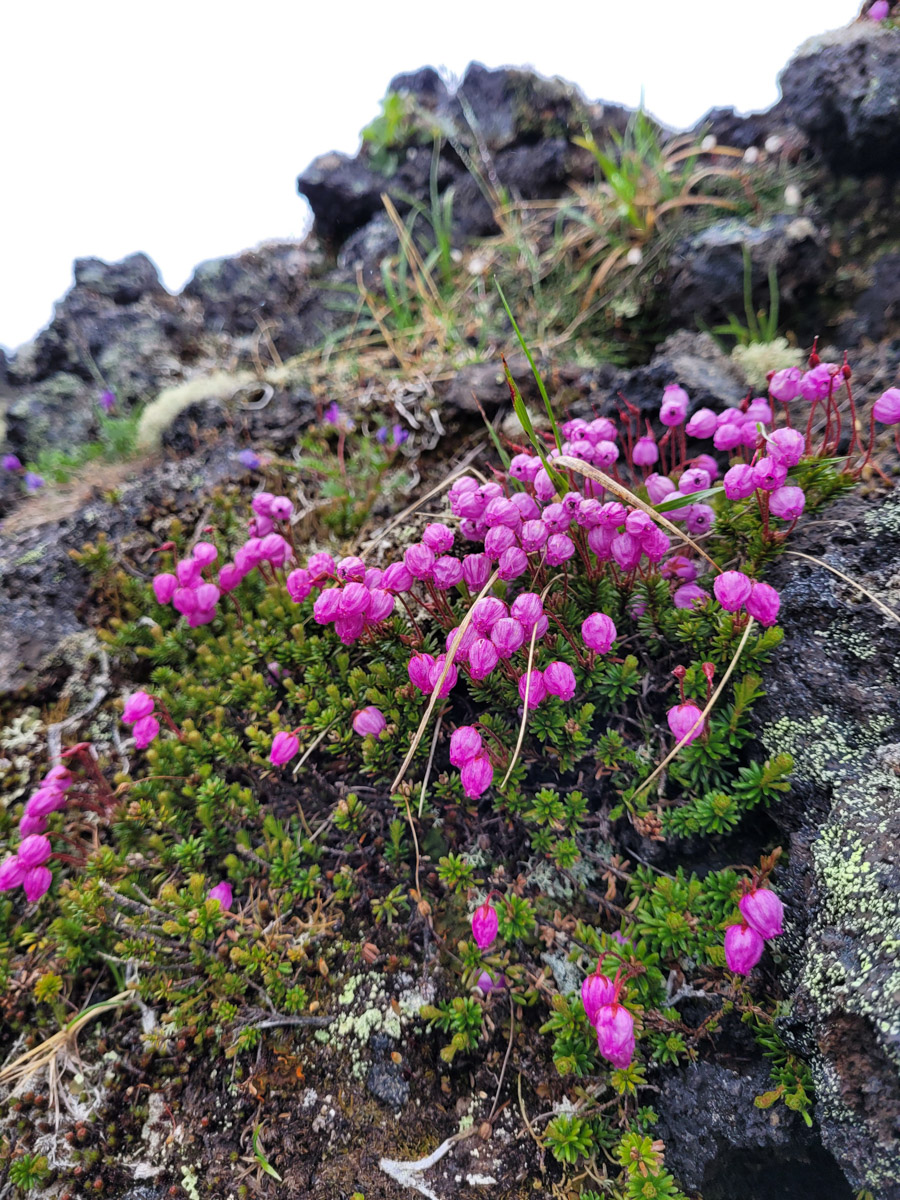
[135,371,254,452]
[731,339,804,391]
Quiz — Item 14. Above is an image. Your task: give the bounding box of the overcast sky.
[1,0,859,352]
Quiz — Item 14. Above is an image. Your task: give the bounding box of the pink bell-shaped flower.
[595,1004,636,1069]
[724,922,765,974]
[461,753,494,799]
[739,887,784,939]
[269,731,300,765]
[208,881,233,911]
[471,899,499,948]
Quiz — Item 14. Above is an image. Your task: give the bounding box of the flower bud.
[632,435,659,466]
[152,573,178,604]
[543,661,576,701]
[739,887,784,938]
[471,596,507,635]
[510,592,543,631]
[745,582,780,626]
[713,570,752,612]
[484,525,518,560]
[582,971,617,1025]
[545,534,576,566]
[176,559,203,588]
[251,492,276,517]
[667,702,705,745]
[269,731,300,765]
[422,522,455,553]
[208,881,233,911]
[511,491,541,520]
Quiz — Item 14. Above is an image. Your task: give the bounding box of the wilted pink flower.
[18,835,52,869]
[769,486,805,521]
[517,669,546,709]
[595,1004,635,1068]
[582,971,617,1025]
[544,661,576,701]
[472,898,499,947]
[23,866,53,903]
[269,731,300,765]
[582,613,617,653]
[873,387,900,424]
[133,715,160,749]
[0,855,25,890]
[667,703,704,745]
[123,691,155,724]
[745,582,780,626]
[739,887,784,938]
[713,570,752,612]
[153,573,178,604]
[468,638,499,682]
[408,653,436,692]
[673,583,710,610]
[208,881,233,911]
[450,725,482,767]
[724,922,765,974]
[353,706,387,737]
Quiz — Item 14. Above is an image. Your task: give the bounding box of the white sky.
[1,0,859,352]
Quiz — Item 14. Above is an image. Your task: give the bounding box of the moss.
[135,370,254,452]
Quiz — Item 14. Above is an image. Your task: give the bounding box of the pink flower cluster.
[713,571,780,626]
[724,885,784,974]
[581,967,635,1068]
[306,552,397,646]
[122,690,160,749]
[0,765,68,901]
[152,493,296,627]
[450,725,493,798]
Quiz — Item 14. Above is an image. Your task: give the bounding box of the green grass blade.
[494,279,562,451]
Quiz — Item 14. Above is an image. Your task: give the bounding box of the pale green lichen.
[731,338,804,391]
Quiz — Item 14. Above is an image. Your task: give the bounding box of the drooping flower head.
[595,1003,635,1069]
[582,612,617,654]
[724,922,765,974]
[461,753,493,798]
[269,731,300,765]
[208,881,233,911]
[352,706,387,738]
[449,725,483,767]
[581,970,617,1025]
[667,703,704,746]
[713,571,752,613]
[739,886,784,939]
[471,898,499,949]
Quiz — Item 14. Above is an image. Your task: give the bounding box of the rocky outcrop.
[754,487,900,1199]
[780,23,900,174]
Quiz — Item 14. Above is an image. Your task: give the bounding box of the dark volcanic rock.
[656,1061,853,1200]
[837,248,900,345]
[779,24,900,174]
[600,330,748,418]
[754,487,900,1199]
[666,214,829,331]
[72,252,165,305]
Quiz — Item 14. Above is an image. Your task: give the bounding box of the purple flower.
[99,389,116,412]
[25,789,68,819]
[269,731,300,765]
[352,706,387,737]
[660,383,689,427]
[339,582,372,618]
[724,923,765,974]
[404,542,436,580]
[286,568,313,603]
[24,472,45,491]
[323,401,342,425]
[491,617,526,658]
[449,725,482,767]
[313,588,343,624]
[545,533,575,566]
[543,661,576,701]
[461,753,494,799]
[123,691,155,724]
[472,900,498,947]
[23,866,53,903]
[366,589,395,623]
[0,855,26,891]
[461,553,492,591]
[723,464,757,501]
[582,612,616,654]
[408,652,436,693]
[739,887,784,938]
[752,457,788,493]
[517,669,546,709]
[423,523,455,553]
[510,592,543,631]
[219,563,244,592]
[768,367,803,402]
[468,638,499,682]
[133,715,161,749]
[511,491,541,521]
[679,467,710,495]
[18,835,53,869]
[432,557,464,591]
[683,504,715,536]
[685,408,717,439]
[869,0,890,18]
[667,702,704,745]
[237,449,261,469]
[769,486,805,521]
[873,387,900,425]
[713,570,752,612]
[307,552,336,581]
[208,881,233,911]
[632,436,659,466]
[646,474,676,504]
[427,655,458,697]
[541,502,570,533]
[484,525,518,560]
[519,520,549,553]
[766,427,805,467]
[471,596,507,636]
[2,454,22,471]
[595,1004,635,1069]
[19,813,47,837]
[152,573,178,604]
[673,583,710,610]
[582,971,617,1025]
[745,582,780,626]
[381,562,414,593]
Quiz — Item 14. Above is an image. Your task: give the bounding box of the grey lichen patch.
[324,971,425,1080]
